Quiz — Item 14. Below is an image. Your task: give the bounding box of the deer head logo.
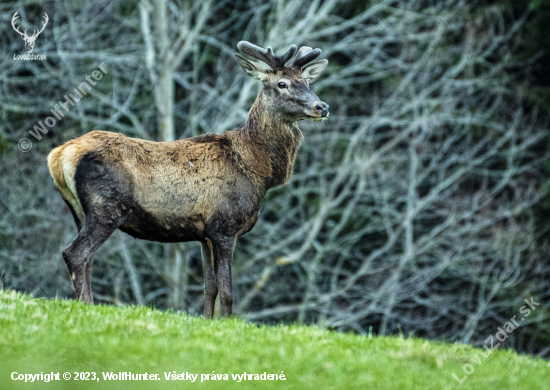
[11,11,48,54]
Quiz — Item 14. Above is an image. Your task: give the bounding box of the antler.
[11,11,27,38]
[237,41,297,69]
[292,46,322,68]
[30,13,48,39]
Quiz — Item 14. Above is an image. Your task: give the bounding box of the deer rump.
[47,130,262,243]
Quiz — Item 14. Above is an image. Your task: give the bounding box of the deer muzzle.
[313,101,329,117]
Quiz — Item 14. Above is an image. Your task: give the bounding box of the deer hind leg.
[63,198,83,232]
[62,149,134,303]
[201,239,217,319]
[85,259,93,297]
[63,210,127,303]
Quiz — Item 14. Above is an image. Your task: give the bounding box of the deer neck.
[238,92,303,192]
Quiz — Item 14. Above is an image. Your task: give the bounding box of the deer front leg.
[201,240,217,319]
[211,236,236,317]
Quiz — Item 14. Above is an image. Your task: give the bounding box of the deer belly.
[119,204,206,243]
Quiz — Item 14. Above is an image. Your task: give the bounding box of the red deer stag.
[47,41,329,318]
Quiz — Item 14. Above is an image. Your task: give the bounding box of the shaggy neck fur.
[234,91,303,193]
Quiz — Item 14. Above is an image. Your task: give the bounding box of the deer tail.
[47,144,85,222]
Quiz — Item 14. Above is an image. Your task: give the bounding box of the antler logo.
[11,11,48,54]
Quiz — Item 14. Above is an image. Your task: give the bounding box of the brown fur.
[47,50,328,318]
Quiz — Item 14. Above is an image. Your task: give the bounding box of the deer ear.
[301,59,328,84]
[235,53,267,82]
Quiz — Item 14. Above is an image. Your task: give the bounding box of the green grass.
[0,290,548,390]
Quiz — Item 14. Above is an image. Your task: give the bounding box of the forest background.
[1,0,549,358]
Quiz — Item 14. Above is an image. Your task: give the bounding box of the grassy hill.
[0,289,548,389]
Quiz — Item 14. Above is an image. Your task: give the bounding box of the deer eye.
[278,81,287,89]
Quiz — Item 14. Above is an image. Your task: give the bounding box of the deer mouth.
[303,102,329,121]
[308,112,329,121]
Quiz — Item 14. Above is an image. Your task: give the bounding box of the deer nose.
[313,102,329,117]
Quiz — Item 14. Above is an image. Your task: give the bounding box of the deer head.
[235,42,329,122]
[12,11,49,54]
